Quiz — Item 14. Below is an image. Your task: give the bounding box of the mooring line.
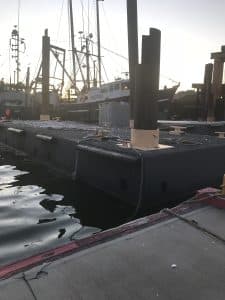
[163,208,225,245]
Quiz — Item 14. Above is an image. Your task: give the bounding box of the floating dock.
[1,189,225,299]
[1,120,225,212]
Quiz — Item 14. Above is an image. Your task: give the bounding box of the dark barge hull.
[1,121,225,212]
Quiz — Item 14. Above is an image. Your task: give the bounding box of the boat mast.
[10,0,26,87]
[10,27,20,86]
[17,0,21,84]
[96,0,103,86]
[85,37,90,89]
[68,0,77,90]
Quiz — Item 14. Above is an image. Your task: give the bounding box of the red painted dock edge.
[0,194,216,280]
[196,187,225,209]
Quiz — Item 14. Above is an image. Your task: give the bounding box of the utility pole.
[96,0,104,86]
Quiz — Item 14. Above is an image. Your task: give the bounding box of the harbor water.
[0,143,133,267]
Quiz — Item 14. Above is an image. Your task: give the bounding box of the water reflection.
[0,145,134,267]
[0,165,100,266]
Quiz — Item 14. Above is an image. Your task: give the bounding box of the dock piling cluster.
[131,28,161,150]
[193,46,225,122]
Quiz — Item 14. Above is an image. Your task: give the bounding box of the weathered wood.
[134,28,161,130]
[127,0,139,123]
[131,28,161,149]
[42,29,50,117]
[211,52,225,60]
[192,83,204,89]
[208,59,224,121]
[134,64,158,130]
[204,63,213,121]
[142,28,161,86]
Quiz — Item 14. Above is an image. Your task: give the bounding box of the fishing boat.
[57,0,179,125]
[59,78,179,125]
[0,0,178,125]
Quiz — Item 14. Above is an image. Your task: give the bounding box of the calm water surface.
[0,145,133,266]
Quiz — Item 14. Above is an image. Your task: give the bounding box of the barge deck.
[1,120,225,211]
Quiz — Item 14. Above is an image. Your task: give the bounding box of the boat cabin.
[79,79,130,103]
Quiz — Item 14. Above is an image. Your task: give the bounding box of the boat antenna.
[18,0,21,31]
[88,0,90,35]
[80,0,85,33]
[96,0,103,87]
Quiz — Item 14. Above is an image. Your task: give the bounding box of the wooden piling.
[41,29,50,121]
[203,63,213,121]
[208,59,224,121]
[131,28,161,150]
[127,0,139,127]
[25,67,30,108]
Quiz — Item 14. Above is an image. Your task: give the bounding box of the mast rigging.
[96,0,104,87]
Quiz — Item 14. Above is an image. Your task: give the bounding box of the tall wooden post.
[131,28,161,150]
[25,66,30,108]
[41,29,50,121]
[203,63,213,121]
[127,0,139,127]
[208,59,224,121]
[209,46,225,121]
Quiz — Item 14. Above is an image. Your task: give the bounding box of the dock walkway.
[1,200,225,299]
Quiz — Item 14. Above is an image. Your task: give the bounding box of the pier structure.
[35,29,71,120]
[192,64,213,120]
[192,46,225,121]
[127,3,167,149]
[210,46,225,121]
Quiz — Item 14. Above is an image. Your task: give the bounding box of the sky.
[0,0,225,91]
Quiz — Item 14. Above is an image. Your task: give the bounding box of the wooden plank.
[211,52,225,60]
[192,83,204,89]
